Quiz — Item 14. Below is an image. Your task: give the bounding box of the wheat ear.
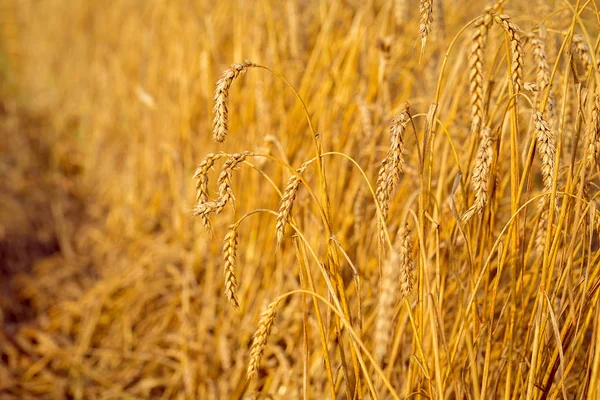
[463,127,495,221]
[572,34,593,73]
[276,162,308,246]
[534,110,555,191]
[419,0,433,53]
[194,152,226,230]
[193,152,248,221]
[223,224,240,309]
[213,60,256,143]
[247,298,281,380]
[493,14,524,94]
[469,14,492,136]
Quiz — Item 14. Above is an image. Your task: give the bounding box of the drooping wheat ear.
[534,110,556,191]
[397,224,414,297]
[276,162,308,246]
[493,14,524,94]
[463,127,495,221]
[213,60,257,143]
[247,298,281,380]
[192,152,249,221]
[419,0,433,51]
[469,13,493,136]
[572,34,593,73]
[529,29,559,129]
[375,111,409,220]
[223,223,240,309]
[194,152,226,230]
[587,93,600,166]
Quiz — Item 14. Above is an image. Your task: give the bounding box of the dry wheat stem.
[493,14,524,94]
[213,60,256,143]
[223,224,240,309]
[469,14,493,136]
[419,0,433,51]
[247,298,281,380]
[276,163,309,246]
[463,127,495,221]
[534,110,556,191]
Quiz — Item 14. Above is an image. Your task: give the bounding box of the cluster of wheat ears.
[190,1,600,398]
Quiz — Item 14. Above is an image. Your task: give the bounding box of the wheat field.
[1,0,600,398]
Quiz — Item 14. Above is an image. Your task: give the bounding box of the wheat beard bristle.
[463,127,495,221]
[213,60,256,143]
[247,298,281,380]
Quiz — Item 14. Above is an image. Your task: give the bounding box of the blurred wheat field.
[2,0,600,398]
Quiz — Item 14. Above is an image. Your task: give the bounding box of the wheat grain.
[374,238,400,365]
[493,14,524,94]
[213,60,256,143]
[247,298,281,380]
[463,127,495,221]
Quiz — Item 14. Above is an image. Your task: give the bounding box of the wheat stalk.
[247,298,281,380]
[493,14,524,94]
[213,60,256,143]
[469,13,493,136]
[463,127,495,221]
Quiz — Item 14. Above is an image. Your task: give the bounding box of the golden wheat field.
[2,0,600,398]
